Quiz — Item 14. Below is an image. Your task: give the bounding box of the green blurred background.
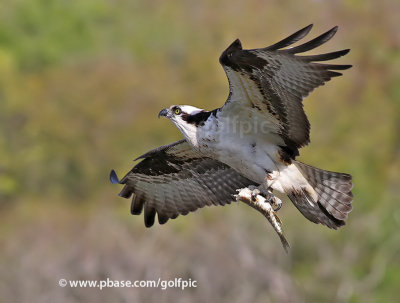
[0,0,399,302]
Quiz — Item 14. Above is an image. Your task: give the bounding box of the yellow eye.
[174,107,182,115]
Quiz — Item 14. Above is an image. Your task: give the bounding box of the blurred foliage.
[0,0,399,302]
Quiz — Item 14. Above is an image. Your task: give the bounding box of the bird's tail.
[287,161,353,229]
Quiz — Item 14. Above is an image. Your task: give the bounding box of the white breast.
[196,114,282,185]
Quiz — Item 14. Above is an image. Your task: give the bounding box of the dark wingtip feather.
[144,206,156,227]
[131,195,144,215]
[342,48,350,55]
[312,63,352,73]
[285,25,339,54]
[300,49,350,62]
[327,71,343,77]
[118,186,133,199]
[264,24,313,51]
[321,64,352,70]
[110,170,120,184]
[158,212,170,225]
[341,64,352,70]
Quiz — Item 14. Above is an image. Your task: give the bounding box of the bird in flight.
[110,24,353,250]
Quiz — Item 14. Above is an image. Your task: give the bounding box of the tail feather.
[290,161,353,229]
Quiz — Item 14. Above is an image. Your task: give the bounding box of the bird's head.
[158,105,208,145]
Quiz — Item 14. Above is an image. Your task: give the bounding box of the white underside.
[176,112,317,201]
[169,100,318,202]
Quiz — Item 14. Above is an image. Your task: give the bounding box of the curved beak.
[158,108,168,118]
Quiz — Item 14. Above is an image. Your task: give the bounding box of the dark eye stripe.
[181,109,218,126]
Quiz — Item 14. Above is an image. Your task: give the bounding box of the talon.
[271,196,282,212]
[258,188,274,201]
[249,188,260,201]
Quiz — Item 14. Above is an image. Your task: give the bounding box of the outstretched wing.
[110,140,257,227]
[218,24,351,158]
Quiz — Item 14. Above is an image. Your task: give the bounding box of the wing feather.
[264,24,313,51]
[218,25,351,158]
[299,49,350,62]
[283,26,338,54]
[111,140,257,227]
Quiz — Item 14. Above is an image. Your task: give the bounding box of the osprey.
[111,24,353,248]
